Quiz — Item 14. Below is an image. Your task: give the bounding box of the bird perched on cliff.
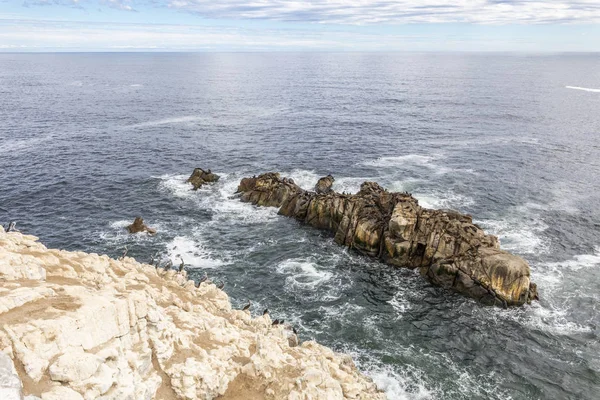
[242,301,251,311]
[119,245,128,261]
[195,275,208,288]
[272,319,280,326]
[6,221,18,233]
[263,308,269,316]
[178,256,185,272]
[292,327,298,335]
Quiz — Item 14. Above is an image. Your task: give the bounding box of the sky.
[0,0,599,52]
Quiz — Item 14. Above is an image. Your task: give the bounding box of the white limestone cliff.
[0,227,386,399]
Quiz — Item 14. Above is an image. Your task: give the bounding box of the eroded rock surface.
[187,168,220,190]
[0,227,384,400]
[315,175,335,194]
[126,217,156,235]
[237,173,537,306]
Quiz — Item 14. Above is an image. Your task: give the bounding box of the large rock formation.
[237,173,538,307]
[187,168,219,190]
[0,227,385,400]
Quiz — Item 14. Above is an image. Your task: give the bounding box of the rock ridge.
[0,227,385,399]
[237,172,538,307]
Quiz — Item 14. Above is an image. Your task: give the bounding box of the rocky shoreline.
[0,227,385,399]
[237,173,538,307]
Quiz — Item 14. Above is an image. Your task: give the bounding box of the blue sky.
[0,0,599,51]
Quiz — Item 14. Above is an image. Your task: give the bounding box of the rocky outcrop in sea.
[187,168,220,191]
[237,172,538,307]
[0,227,385,399]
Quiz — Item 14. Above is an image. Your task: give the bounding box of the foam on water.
[413,191,475,211]
[545,247,600,271]
[128,115,208,128]
[476,204,549,255]
[566,86,600,93]
[368,366,436,400]
[285,169,321,191]
[98,219,162,246]
[364,154,436,168]
[166,235,223,269]
[156,174,195,199]
[206,174,280,225]
[276,258,333,290]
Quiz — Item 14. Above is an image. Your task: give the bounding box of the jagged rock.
[237,173,537,306]
[315,175,335,194]
[0,229,385,400]
[187,168,219,190]
[126,217,156,235]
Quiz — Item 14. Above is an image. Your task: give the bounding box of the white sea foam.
[166,236,223,269]
[286,169,321,191]
[368,367,435,400]
[545,247,600,271]
[364,154,436,168]
[413,191,475,211]
[129,116,207,128]
[566,86,600,93]
[98,219,162,245]
[476,203,549,255]
[130,84,143,87]
[276,259,333,289]
[156,174,194,199]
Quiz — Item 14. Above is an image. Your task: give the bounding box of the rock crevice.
[237,173,538,306]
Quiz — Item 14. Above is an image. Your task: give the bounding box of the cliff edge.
[0,227,385,400]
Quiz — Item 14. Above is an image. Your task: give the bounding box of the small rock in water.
[126,217,156,235]
[187,168,219,190]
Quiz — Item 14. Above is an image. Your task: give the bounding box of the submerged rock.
[187,168,219,190]
[315,174,335,194]
[0,229,385,399]
[237,173,537,307]
[126,217,156,235]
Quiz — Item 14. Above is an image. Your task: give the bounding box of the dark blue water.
[1,53,599,399]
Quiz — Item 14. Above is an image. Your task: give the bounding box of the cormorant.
[263,308,269,316]
[242,301,251,311]
[272,319,280,326]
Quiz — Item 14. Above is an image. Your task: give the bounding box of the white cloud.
[163,0,600,24]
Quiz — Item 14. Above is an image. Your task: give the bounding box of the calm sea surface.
[1,52,599,399]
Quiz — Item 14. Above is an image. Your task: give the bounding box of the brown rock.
[315,174,335,194]
[237,172,538,306]
[187,168,220,190]
[126,217,156,235]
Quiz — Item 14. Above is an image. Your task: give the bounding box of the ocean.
[0,52,599,399]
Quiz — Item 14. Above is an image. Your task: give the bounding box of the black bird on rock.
[263,309,269,316]
[242,301,251,311]
[272,319,280,326]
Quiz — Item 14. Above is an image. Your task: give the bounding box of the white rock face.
[0,230,386,399]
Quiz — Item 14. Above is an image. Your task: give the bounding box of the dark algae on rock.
[237,172,538,307]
